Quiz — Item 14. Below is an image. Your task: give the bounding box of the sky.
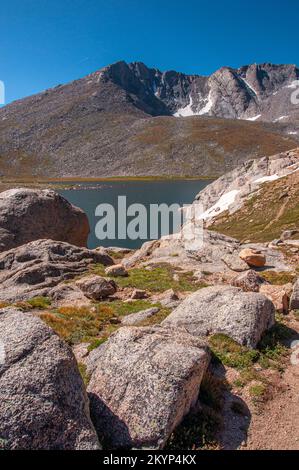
[0,0,298,104]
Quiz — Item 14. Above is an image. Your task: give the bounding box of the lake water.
[59,179,212,249]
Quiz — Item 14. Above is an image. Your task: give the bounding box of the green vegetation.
[39,299,169,346]
[77,362,90,387]
[87,338,107,352]
[261,271,296,285]
[112,264,207,293]
[210,318,293,390]
[27,296,51,309]
[249,383,267,399]
[209,334,259,370]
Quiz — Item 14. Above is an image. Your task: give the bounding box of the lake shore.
[0,175,217,191]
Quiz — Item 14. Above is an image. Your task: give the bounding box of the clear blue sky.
[0,0,298,104]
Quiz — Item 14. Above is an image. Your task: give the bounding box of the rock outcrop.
[121,307,160,326]
[0,188,90,252]
[260,284,293,314]
[105,264,128,277]
[232,270,268,292]
[162,286,275,348]
[75,275,117,300]
[49,283,91,307]
[0,308,100,450]
[0,239,113,302]
[87,326,210,449]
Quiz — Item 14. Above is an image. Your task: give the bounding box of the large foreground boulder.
[0,239,113,302]
[162,286,275,348]
[0,188,90,252]
[0,309,100,450]
[87,326,210,449]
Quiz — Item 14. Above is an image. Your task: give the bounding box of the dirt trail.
[246,372,299,449]
[245,343,299,450]
[262,197,289,233]
[219,317,299,450]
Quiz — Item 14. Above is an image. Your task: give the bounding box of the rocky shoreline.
[1,149,299,450]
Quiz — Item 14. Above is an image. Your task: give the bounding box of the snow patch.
[174,96,195,117]
[198,190,240,220]
[174,91,213,117]
[246,114,261,121]
[274,115,288,122]
[254,174,279,184]
[288,131,298,135]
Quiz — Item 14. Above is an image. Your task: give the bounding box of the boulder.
[49,283,91,307]
[281,229,298,241]
[0,188,90,252]
[151,289,180,308]
[105,264,128,277]
[290,279,299,310]
[131,288,148,299]
[76,275,117,300]
[121,307,160,326]
[0,239,113,303]
[239,248,266,268]
[222,254,249,272]
[232,270,268,292]
[0,308,100,450]
[260,284,293,314]
[162,286,275,348]
[87,326,210,449]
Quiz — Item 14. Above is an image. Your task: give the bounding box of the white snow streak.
[242,78,258,96]
[246,114,261,121]
[274,115,288,122]
[254,174,279,184]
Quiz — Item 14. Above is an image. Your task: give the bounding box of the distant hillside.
[0,61,298,178]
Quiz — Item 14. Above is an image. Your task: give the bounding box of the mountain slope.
[0,61,298,178]
[205,148,299,242]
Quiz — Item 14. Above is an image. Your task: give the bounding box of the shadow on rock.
[213,363,251,450]
[88,393,132,449]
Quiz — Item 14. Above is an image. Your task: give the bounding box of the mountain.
[0,61,298,178]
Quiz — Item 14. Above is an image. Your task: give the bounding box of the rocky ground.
[0,150,299,450]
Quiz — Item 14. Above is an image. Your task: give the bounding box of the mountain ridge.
[0,60,298,178]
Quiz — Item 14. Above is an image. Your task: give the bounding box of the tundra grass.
[39,299,169,346]
[110,264,207,293]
